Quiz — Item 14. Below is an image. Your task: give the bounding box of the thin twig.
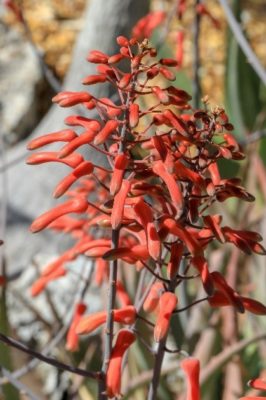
[173,296,208,313]
[0,332,101,380]
[219,0,266,85]
[1,368,41,400]
[0,323,67,385]
[147,336,168,400]
[126,333,266,395]
[239,129,266,146]
[99,229,119,399]
[200,332,266,384]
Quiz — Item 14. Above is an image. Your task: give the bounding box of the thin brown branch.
[0,332,101,380]
[200,333,266,385]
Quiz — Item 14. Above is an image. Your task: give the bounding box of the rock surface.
[0,22,42,144]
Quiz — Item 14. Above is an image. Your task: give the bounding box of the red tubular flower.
[52,91,92,107]
[94,120,119,145]
[132,11,166,40]
[151,135,168,162]
[116,36,129,46]
[111,180,131,229]
[154,292,177,342]
[180,357,201,400]
[94,258,109,286]
[208,162,221,185]
[82,74,107,85]
[30,197,88,233]
[64,115,101,131]
[248,378,266,391]
[174,160,205,189]
[76,306,136,335]
[106,329,136,398]
[152,86,169,104]
[133,199,161,260]
[153,161,183,211]
[222,227,266,255]
[176,30,185,68]
[209,291,266,315]
[191,257,214,295]
[116,281,132,307]
[66,303,87,351]
[31,266,66,296]
[163,109,188,136]
[110,154,129,195]
[27,130,77,150]
[167,242,184,279]
[211,271,244,313]
[159,66,176,81]
[74,239,111,256]
[53,161,94,198]
[118,73,132,89]
[26,152,84,168]
[41,249,75,276]
[87,50,108,64]
[143,282,164,313]
[242,297,266,315]
[203,215,225,243]
[103,245,150,263]
[159,58,179,67]
[58,130,97,158]
[161,218,202,256]
[129,103,139,128]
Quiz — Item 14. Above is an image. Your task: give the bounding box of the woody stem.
[147,336,168,400]
[99,228,120,399]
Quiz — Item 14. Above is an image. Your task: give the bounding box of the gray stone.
[0,22,42,144]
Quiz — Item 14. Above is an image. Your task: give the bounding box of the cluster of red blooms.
[27,36,266,398]
[132,3,220,72]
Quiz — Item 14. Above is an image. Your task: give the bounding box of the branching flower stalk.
[27,36,266,399]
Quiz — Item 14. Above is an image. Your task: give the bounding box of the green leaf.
[225,0,266,138]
